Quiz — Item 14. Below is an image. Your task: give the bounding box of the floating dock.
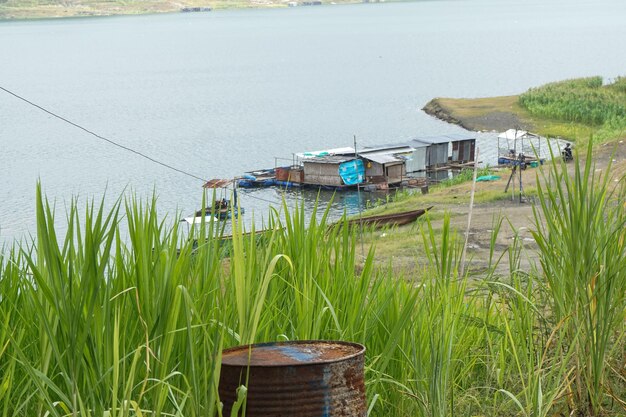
[236,133,477,192]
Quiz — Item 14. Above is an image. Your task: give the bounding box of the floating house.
[449,133,476,163]
[360,152,406,185]
[358,144,411,186]
[301,156,364,188]
[364,133,477,181]
[236,133,477,191]
[408,133,476,170]
[403,140,428,174]
[295,133,476,187]
[404,137,450,181]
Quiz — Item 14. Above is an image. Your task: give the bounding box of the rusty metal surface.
[219,340,366,417]
[221,340,364,367]
[202,178,233,189]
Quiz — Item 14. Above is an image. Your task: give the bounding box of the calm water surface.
[1,0,626,244]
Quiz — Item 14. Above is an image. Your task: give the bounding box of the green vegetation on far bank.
[519,76,626,142]
[423,76,626,144]
[0,0,374,20]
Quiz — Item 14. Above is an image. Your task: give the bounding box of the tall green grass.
[519,76,626,142]
[0,152,625,416]
[519,76,626,125]
[531,141,626,415]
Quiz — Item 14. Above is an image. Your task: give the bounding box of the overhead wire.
[0,85,287,207]
[237,190,283,205]
[1,85,210,182]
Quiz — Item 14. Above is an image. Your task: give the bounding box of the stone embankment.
[422,96,529,132]
[422,98,470,129]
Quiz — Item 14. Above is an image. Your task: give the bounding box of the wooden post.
[460,147,479,277]
[353,135,365,260]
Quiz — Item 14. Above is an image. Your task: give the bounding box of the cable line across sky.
[0,85,282,206]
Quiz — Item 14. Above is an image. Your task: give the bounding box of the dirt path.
[364,137,626,277]
[423,138,626,276]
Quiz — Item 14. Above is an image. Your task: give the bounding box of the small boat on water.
[195,198,245,220]
[193,178,245,221]
[181,201,241,225]
[342,206,432,229]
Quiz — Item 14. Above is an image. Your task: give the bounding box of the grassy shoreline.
[423,76,626,144]
[0,0,369,20]
[423,95,596,140]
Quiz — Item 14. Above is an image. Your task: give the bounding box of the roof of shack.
[296,147,355,159]
[359,144,414,154]
[292,134,476,164]
[362,133,477,153]
[408,132,476,145]
[359,150,406,165]
[302,155,356,165]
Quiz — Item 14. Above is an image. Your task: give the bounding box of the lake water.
[1,0,626,245]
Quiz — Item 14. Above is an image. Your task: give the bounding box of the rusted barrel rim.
[221,340,366,367]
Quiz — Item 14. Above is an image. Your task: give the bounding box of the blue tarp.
[338,160,365,185]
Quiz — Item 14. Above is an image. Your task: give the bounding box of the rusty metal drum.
[218,340,366,416]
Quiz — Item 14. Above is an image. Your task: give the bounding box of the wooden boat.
[195,199,245,221]
[199,178,244,220]
[343,206,432,229]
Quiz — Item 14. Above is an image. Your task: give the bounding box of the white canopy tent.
[497,129,542,161]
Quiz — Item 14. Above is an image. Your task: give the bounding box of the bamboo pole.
[460,147,479,277]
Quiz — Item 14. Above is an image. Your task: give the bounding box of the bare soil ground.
[367,131,626,278]
[368,98,625,278]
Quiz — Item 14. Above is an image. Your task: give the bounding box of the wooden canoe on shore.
[343,207,432,229]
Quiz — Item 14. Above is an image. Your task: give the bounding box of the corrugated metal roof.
[302,155,356,164]
[407,139,431,148]
[360,152,404,165]
[360,144,414,153]
[416,136,449,144]
[296,147,355,159]
[408,133,476,145]
[294,134,475,166]
[363,133,476,152]
[443,132,476,141]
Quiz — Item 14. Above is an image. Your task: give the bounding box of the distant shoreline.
[422,77,626,144]
[0,0,377,21]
